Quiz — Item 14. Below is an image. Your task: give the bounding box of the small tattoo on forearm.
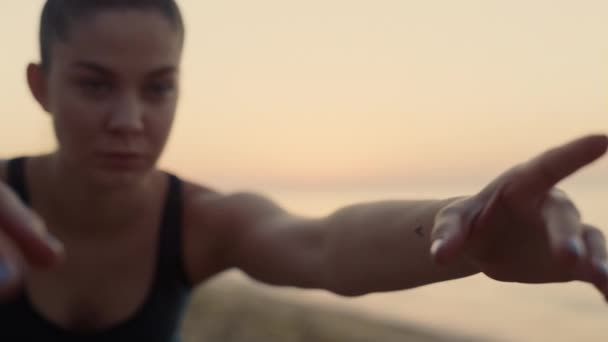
[414,226,424,238]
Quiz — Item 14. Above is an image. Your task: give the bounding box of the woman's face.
[32,9,182,186]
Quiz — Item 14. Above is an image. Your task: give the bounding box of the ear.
[27,63,51,113]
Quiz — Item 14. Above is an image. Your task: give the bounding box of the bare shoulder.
[183,182,285,233]
[0,159,7,183]
[180,178,286,285]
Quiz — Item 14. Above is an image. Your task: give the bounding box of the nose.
[106,92,144,134]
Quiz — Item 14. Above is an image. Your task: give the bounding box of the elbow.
[322,214,370,298]
[323,249,368,298]
[332,286,368,298]
[324,271,368,297]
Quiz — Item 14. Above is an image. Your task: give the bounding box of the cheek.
[50,90,105,150]
[53,112,98,155]
[145,108,175,150]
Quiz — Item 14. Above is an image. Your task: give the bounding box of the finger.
[0,184,63,268]
[431,198,482,265]
[542,202,585,264]
[579,226,608,297]
[513,134,607,195]
[0,230,23,299]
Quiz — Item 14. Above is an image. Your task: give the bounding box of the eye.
[77,78,113,97]
[144,82,175,100]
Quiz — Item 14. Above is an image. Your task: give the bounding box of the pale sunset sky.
[1,0,606,193]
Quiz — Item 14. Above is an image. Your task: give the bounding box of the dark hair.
[39,0,185,71]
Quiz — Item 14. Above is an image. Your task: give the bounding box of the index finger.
[513,134,608,195]
[0,184,63,268]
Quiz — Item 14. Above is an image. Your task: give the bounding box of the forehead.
[51,9,182,74]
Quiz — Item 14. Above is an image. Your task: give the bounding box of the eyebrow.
[71,61,178,78]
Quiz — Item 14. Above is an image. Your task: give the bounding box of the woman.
[1,0,607,341]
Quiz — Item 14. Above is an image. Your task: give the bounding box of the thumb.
[431,198,482,265]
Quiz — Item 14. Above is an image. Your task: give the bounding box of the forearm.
[324,197,479,296]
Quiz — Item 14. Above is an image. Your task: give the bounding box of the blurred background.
[1,1,607,341]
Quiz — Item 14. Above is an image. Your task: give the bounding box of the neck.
[40,153,164,238]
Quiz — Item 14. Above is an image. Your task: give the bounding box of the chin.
[52,151,158,189]
[88,163,155,189]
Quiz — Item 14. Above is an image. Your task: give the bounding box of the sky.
[0,0,606,192]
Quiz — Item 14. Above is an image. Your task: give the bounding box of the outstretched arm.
[223,194,476,296]
[192,134,608,300]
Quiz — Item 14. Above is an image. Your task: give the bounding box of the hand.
[430,134,608,299]
[0,183,64,298]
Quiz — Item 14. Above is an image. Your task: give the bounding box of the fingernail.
[22,213,46,238]
[31,217,46,235]
[0,261,13,286]
[46,234,64,255]
[566,238,585,258]
[431,239,445,256]
[29,214,63,254]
